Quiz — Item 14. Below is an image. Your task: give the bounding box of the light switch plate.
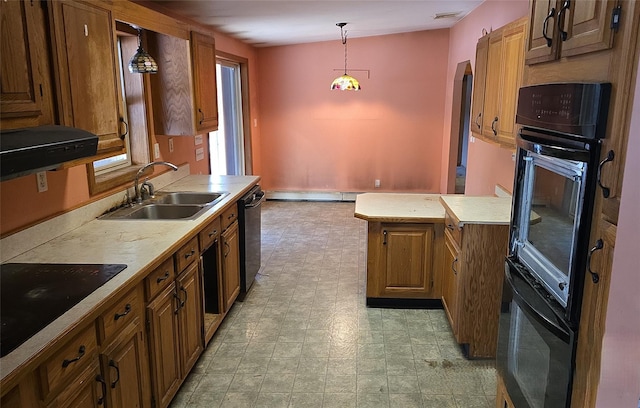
[195,147,204,161]
[153,143,160,159]
[194,135,203,145]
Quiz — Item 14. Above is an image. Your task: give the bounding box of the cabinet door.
[378,224,435,298]
[495,19,526,147]
[221,220,241,311]
[146,284,181,408]
[176,262,204,376]
[470,35,489,136]
[442,232,460,336]
[560,0,615,58]
[46,361,105,408]
[191,32,218,132]
[49,0,125,157]
[571,219,616,408]
[100,318,150,408]
[0,0,55,128]
[525,0,562,64]
[481,31,503,143]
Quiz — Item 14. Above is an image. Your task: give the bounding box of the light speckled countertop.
[354,193,445,223]
[440,195,512,226]
[355,193,512,226]
[0,174,259,383]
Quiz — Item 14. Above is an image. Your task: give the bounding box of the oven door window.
[516,153,586,306]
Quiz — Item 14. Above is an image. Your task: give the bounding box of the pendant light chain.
[330,22,361,91]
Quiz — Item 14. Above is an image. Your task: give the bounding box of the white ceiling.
[148,1,484,47]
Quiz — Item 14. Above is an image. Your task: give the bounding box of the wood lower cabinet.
[366,222,443,301]
[441,212,509,358]
[221,220,241,311]
[147,244,204,408]
[47,361,105,408]
[496,373,515,408]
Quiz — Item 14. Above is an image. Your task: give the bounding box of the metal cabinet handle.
[597,150,614,198]
[156,271,170,283]
[179,287,188,308]
[382,230,387,245]
[108,359,120,388]
[228,213,235,220]
[558,0,570,41]
[62,345,86,368]
[542,7,556,47]
[446,223,455,231]
[491,117,498,136]
[208,229,218,237]
[119,117,128,140]
[184,249,196,259]
[96,375,106,406]
[198,108,205,125]
[174,290,182,314]
[114,303,131,321]
[475,113,482,129]
[587,239,603,284]
[452,257,458,275]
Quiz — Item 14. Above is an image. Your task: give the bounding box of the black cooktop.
[0,263,127,357]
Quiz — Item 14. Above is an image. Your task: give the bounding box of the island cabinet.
[0,0,56,130]
[471,17,527,149]
[366,222,444,303]
[439,197,510,358]
[146,236,203,408]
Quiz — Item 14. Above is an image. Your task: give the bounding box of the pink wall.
[441,0,528,195]
[256,30,450,193]
[595,54,640,408]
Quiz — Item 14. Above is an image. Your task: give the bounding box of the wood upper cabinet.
[49,0,125,157]
[0,0,56,129]
[526,0,617,65]
[191,32,218,132]
[366,222,443,301]
[148,30,218,136]
[440,211,509,358]
[221,220,241,311]
[471,17,526,148]
[470,34,489,136]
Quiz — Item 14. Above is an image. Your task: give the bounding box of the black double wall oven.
[497,83,611,408]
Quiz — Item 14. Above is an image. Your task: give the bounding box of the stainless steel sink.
[124,204,205,220]
[99,191,228,220]
[154,192,227,205]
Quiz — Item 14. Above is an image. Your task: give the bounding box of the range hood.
[1,125,99,181]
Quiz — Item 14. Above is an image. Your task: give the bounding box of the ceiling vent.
[434,11,462,20]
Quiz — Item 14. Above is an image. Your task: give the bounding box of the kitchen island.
[355,192,512,358]
[0,172,259,407]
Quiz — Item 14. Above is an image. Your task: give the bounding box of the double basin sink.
[101,191,228,220]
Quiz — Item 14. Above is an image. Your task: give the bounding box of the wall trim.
[265,191,361,202]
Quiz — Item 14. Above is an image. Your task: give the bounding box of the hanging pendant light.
[331,23,361,91]
[128,28,158,74]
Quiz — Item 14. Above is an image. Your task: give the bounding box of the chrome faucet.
[134,161,178,203]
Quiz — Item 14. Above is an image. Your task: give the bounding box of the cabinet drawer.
[199,217,221,251]
[444,211,462,247]
[39,324,98,398]
[145,257,175,301]
[97,286,143,343]
[221,203,238,231]
[175,236,199,272]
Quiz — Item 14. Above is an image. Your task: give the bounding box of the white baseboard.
[265,191,360,202]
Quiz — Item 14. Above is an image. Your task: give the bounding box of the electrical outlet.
[36,172,48,193]
[374,179,381,188]
[153,143,160,159]
[194,135,203,145]
[169,138,174,153]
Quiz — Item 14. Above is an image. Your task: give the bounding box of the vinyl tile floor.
[169,201,497,408]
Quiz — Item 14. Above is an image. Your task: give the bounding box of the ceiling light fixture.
[331,23,361,91]
[128,28,158,74]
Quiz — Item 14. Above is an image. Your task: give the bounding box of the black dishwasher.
[238,185,264,300]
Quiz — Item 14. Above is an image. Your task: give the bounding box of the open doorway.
[209,52,252,176]
[447,61,473,194]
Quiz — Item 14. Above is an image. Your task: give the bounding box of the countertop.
[354,193,445,223]
[439,195,512,226]
[0,174,259,383]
